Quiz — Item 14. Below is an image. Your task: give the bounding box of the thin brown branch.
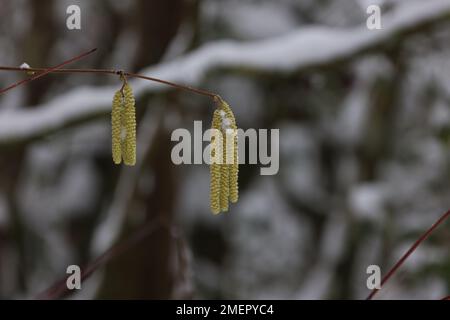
[367,209,450,300]
[0,65,218,99]
[35,216,168,300]
[0,48,97,95]
[124,72,218,99]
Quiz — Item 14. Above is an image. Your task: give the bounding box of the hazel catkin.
[210,109,223,214]
[111,83,137,166]
[111,90,123,164]
[122,84,136,166]
[209,96,239,214]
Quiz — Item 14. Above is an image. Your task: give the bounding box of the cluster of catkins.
[111,83,136,166]
[110,86,239,214]
[210,96,239,214]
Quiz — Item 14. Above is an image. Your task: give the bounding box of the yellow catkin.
[111,90,123,164]
[210,109,222,214]
[122,84,136,166]
[229,128,239,203]
[218,97,239,204]
[220,131,230,212]
[209,96,239,214]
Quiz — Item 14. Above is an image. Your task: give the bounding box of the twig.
[0,48,97,95]
[124,72,217,99]
[367,209,450,300]
[35,216,167,300]
[0,66,218,99]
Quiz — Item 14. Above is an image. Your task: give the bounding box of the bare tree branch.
[35,217,166,300]
[367,209,450,300]
[0,48,97,95]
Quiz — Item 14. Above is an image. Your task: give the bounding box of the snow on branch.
[0,0,449,146]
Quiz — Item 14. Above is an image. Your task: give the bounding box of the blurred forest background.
[0,0,450,299]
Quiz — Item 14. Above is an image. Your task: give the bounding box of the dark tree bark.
[94,0,184,299]
[132,0,184,71]
[23,0,57,106]
[97,127,178,299]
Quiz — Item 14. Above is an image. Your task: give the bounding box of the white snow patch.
[349,183,387,220]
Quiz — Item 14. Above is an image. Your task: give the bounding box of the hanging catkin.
[122,83,136,166]
[220,131,230,212]
[210,109,222,214]
[111,82,136,166]
[209,96,239,214]
[221,99,239,204]
[111,90,123,164]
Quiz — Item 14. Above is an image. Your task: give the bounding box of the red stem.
[0,63,219,99]
[0,48,97,95]
[367,209,450,300]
